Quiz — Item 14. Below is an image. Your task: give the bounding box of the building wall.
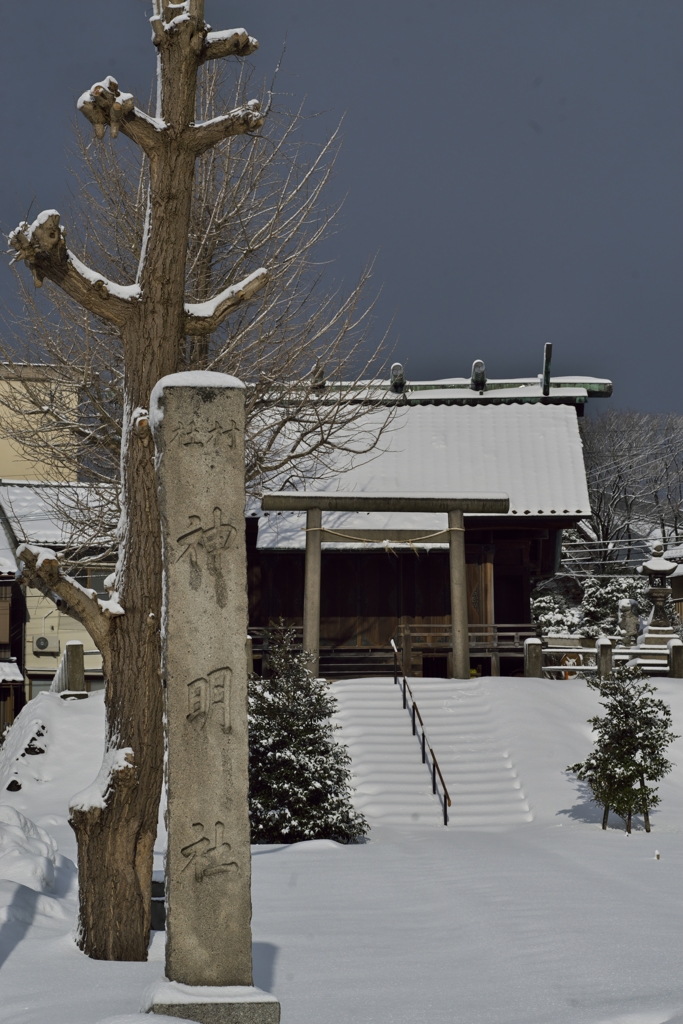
[24,588,103,698]
[249,535,548,644]
[0,378,77,482]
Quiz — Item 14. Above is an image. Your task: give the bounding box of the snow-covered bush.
[577,575,651,637]
[531,573,680,638]
[530,592,581,635]
[248,626,368,844]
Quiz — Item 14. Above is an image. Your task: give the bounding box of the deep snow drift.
[0,677,681,1024]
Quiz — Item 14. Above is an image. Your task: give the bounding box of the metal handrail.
[390,639,452,825]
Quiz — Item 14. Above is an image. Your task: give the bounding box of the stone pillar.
[303,507,322,676]
[448,509,469,679]
[150,372,279,1023]
[524,637,543,678]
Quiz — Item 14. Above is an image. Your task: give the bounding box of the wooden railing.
[390,639,452,825]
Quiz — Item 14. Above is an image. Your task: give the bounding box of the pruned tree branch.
[77,76,164,156]
[184,267,268,334]
[16,544,113,656]
[200,28,259,63]
[8,211,136,326]
[1,62,391,554]
[187,100,265,154]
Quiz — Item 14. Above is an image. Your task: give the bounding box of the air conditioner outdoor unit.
[33,636,60,655]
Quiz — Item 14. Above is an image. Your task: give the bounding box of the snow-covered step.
[408,679,533,826]
[334,677,533,829]
[332,678,443,827]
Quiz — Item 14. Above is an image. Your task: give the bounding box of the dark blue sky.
[1,1,681,410]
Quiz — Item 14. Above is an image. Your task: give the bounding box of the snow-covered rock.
[0,691,105,861]
[0,807,58,892]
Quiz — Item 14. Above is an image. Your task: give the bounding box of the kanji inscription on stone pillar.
[150,372,252,988]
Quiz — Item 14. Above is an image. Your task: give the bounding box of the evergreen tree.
[568,667,678,833]
[248,626,368,844]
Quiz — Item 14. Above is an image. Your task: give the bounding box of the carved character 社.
[180,821,239,882]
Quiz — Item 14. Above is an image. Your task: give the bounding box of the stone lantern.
[637,543,677,628]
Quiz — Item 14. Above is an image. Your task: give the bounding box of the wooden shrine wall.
[247,529,557,646]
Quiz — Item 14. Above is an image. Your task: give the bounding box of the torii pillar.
[261,493,509,680]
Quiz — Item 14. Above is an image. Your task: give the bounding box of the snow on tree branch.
[184,267,268,334]
[187,100,265,154]
[8,211,137,325]
[200,27,259,63]
[16,544,115,653]
[77,76,165,153]
[70,747,135,813]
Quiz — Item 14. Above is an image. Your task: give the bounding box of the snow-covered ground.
[0,677,681,1024]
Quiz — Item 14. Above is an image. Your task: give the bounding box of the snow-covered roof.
[257,403,590,549]
[665,544,683,564]
[0,661,24,683]
[0,481,117,553]
[0,483,67,547]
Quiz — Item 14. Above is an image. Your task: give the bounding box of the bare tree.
[3,6,391,961]
[2,64,390,520]
[560,410,683,579]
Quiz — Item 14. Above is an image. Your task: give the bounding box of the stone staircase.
[319,650,395,680]
[333,676,533,828]
[628,625,678,675]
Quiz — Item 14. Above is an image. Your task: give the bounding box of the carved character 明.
[187,667,231,732]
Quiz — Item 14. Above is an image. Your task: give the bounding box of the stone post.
[65,640,85,691]
[596,636,612,677]
[302,506,322,676]
[668,638,683,678]
[524,637,543,678]
[448,509,469,679]
[149,372,279,1024]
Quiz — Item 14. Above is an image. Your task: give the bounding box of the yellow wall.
[0,377,77,482]
[1,369,102,696]
[25,588,103,697]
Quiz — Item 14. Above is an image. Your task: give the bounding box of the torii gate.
[260,492,510,679]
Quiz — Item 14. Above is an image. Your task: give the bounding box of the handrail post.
[421,730,426,763]
[393,650,397,686]
[443,797,448,827]
[402,677,406,709]
[412,702,416,735]
[432,759,436,794]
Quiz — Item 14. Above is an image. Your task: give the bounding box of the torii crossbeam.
[260,492,510,678]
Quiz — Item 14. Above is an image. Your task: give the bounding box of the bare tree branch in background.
[559,410,683,581]
[0,61,393,571]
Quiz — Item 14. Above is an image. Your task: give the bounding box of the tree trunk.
[13,0,265,960]
[69,338,169,957]
[602,804,609,830]
[69,15,200,960]
[626,809,632,834]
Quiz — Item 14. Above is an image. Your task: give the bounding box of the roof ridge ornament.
[470,359,486,393]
